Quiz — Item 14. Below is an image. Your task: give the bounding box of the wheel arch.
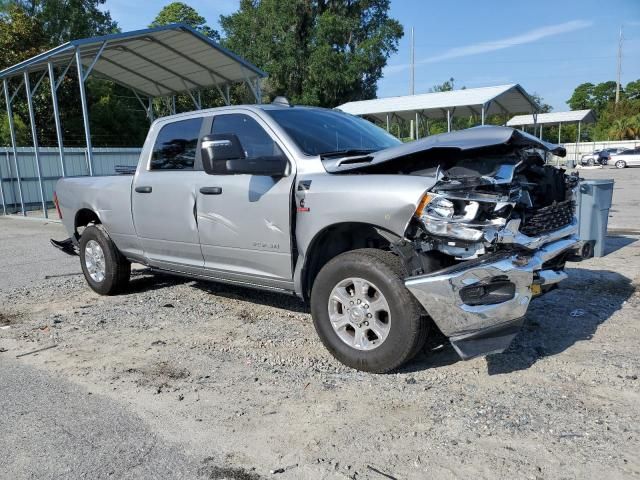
[74,208,102,240]
[299,222,402,302]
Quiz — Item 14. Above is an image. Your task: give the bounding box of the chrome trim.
[405,235,579,338]
[497,218,578,250]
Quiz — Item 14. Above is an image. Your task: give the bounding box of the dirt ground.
[1,168,639,479]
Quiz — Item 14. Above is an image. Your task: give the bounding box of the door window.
[150,118,203,170]
[211,114,284,161]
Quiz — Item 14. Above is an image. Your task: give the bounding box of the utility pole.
[410,27,415,96]
[615,25,623,104]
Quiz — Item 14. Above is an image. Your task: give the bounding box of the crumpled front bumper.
[405,235,580,360]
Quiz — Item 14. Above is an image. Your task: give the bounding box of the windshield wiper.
[318,148,376,158]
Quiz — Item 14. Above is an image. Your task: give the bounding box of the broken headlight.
[415,193,507,242]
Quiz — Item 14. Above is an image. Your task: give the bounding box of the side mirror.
[201,134,288,177]
[201,134,245,174]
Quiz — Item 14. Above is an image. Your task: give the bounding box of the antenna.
[615,25,623,104]
[410,27,415,96]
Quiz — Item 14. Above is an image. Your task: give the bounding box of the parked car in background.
[580,147,628,166]
[611,148,640,168]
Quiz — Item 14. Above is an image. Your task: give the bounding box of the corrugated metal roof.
[336,84,537,121]
[507,110,595,126]
[0,24,266,97]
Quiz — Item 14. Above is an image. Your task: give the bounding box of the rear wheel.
[310,249,427,373]
[79,225,130,295]
[615,159,626,169]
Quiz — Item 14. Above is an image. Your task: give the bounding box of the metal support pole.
[76,48,94,176]
[558,122,562,144]
[197,90,202,110]
[0,152,6,216]
[255,78,262,104]
[3,79,25,215]
[539,124,543,140]
[172,96,176,115]
[48,62,66,177]
[225,84,231,106]
[577,121,581,142]
[415,111,420,139]
[386,114,390,132]
[5,150,16,213]
[447,109,451,132]
[0,89,6,215]
[576,121,582,165]
[24,71,48,218]
[481,105,485,125]
[148,97,154,122]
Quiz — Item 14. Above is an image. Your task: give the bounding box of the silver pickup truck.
[54,103,585,373]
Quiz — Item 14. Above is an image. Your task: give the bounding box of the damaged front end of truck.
[324,126,585,360]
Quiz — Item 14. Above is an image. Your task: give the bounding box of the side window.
[211,113,283,161]
[150,118,203,170]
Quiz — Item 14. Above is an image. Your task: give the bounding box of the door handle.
[199,187,222,195]
[135,186,152,193]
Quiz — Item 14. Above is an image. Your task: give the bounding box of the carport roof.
[336,84,538,121]
[507,109,596,126]
[0,23,266,97]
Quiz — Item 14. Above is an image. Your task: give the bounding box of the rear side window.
[150,118,203,170]
[212,114,283,161]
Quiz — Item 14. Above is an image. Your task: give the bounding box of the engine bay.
[403,148,579,272]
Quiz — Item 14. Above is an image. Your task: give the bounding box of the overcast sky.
[105,0,640,110]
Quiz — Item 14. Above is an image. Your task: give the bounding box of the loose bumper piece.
[406,235,580,359]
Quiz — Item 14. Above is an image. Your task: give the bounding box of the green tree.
[430,77,455,92]
[0,3,47,70]
[220,0,403,107]
[625,80,640,101]
[591,81,617,112]
[567,80,617,116]
[150,2,219,40]
[608,116,639,140]
[0,114,30,146]
[15,0,117,43]
[567,82,594,110]
[0,1,135,147]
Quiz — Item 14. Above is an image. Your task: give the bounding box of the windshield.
[266,108,401,156]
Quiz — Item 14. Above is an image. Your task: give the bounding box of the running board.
[50,238,78,256]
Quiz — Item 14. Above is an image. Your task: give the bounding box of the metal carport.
[507,109,596,143]
[0,23,266,217]
[336,84,538,137]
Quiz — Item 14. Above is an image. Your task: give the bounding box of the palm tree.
[609,117,639,140]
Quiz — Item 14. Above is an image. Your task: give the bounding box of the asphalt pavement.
[0,218,204,479]
[0,359,201,479]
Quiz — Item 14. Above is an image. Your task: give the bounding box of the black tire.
[79,224,131,295]
[587,158,595,166]
[310,249,427,373]
[615,159,626,169]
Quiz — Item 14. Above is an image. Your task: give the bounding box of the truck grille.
[520,199,575,237]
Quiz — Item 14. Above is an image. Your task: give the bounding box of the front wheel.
[79,225,131,295]
[615,160,626,169]
[310,249,428,373]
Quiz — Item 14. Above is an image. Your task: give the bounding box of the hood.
[322,126,566,174]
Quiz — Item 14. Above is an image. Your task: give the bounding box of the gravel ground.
[1,215,640,478]
[0,216,640,480]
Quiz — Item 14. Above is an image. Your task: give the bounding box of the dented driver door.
[195,111,295,288]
